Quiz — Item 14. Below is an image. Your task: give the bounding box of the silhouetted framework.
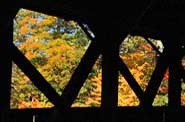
[0,0,185,121]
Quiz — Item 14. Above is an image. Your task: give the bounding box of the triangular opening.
[118,73,140,106]
[11,63,54,109]
[152,69,169,106]
[72,56,102,107]
[147,37,164,53]
[119,35,160,92]
[13,8,91,95]
[181,82,185,105]
[181,55,185,105]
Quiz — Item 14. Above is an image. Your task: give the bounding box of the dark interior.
[0,0,185,121]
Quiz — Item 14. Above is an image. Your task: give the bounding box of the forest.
[11,9,185,109]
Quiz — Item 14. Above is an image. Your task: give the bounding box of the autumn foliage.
[12,9,97,108]
[11,9,184,109]
[119,35,169,106]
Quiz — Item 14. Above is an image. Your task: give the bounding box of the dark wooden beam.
[12,44,61,106]
[140,48,169,107]
[55,39,101,109]
[0,8,19,122]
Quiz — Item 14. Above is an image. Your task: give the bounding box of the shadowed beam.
[145,38,162,55]
[56,40,101,109]
[140,49,169,107]
[11,43,61,106]
[118,57,144,100]
[17,0,85,23]
[168,41,183,108]
[0,10,18,122]
[168,57,182,108]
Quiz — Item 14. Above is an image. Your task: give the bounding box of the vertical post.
[33,115,36,122]
[101,22,119,122]
[168,61,181,108]
[0,9,16,121]
[168,41,182,108]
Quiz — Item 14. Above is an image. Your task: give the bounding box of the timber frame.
[0,0,185,121]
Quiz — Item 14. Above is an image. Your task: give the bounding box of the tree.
[12,9,176,108]
[11,8,91,108]
[119,35,169,106]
